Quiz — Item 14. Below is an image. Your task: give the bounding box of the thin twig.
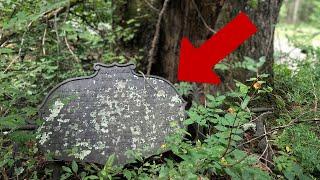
[258,125,269,162]
[143,0,159,11]
[64,35,80,63]
[54,12,61,54]
[18,22,32,59]
[191,0,216,34]
[146,0,170,75]
[250,111,273,123]
[220,110,240,158]
[3,56,19,73]
[3,22,32,73]
[223,154,250,167]
[42,27,47,55]
[311,77,318,114]
[138,71,157,91]
[259,156,275,166]
[63,2,80,63]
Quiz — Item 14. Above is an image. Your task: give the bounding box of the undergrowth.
[2,54,320,179]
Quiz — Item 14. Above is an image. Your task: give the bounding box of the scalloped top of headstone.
[37,63,186,165]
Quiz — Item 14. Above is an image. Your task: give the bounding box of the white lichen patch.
[115,80,127,91]
[130,125,141,136]
[74,150,92,160]
[69,123,79,131]
[93,141,106,150]
[57,118,70,123]
[90,111,97,118]
[156,90,166,98]
[143,103,152,121]
[76,142,90,147]
[39,132,52,145]
[37,99,65,144]
[171,95,182,103]
[53,126,61,132]
[45,99,65,122]
[94,123,101,132]
[112,136,121,146]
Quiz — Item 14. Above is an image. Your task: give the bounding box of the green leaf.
[60,173,72,180]
[106,154,115,167]
[183,118,195,125]
[236,81,249,95]
[215,63,229,71]
[214,125,228,131]
[257,56,266,68]
[84,175,99,180]
[71,160,78,173]
[225,168,241,179]
[14,167,24,176]
[241,96,250,109]
[231,135,243,141]
[259,73,269,78]
[62,166,72,173]
[123,170,133,180]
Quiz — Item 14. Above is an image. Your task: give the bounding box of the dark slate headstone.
[37,63,186,165]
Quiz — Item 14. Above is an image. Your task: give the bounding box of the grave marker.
[37,63,186,165]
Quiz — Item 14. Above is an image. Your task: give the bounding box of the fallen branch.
[251,107,274,113]
[238,118,320,147]
[1,124,38,132]
[222,118,320,158]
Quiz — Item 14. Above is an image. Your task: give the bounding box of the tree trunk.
[149,0,282,86]
[218,0,283,85]
[151,0,224,83]
[126,0,282,87]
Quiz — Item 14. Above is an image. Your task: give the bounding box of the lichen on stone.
[73,150,92,160]
[39,132,52,145]
[38,64,186,165]
[156,90,166,98]
[37,99,65,144]
[45,99,65,122]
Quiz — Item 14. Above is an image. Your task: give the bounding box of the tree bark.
[126,0,282,88]
[148,0,282,85]
[151,0,224,83]
[217,0,283,85]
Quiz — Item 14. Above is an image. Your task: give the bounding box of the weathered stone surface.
[37,63,185,165]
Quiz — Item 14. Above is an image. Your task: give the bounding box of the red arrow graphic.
[177,12,257,84]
